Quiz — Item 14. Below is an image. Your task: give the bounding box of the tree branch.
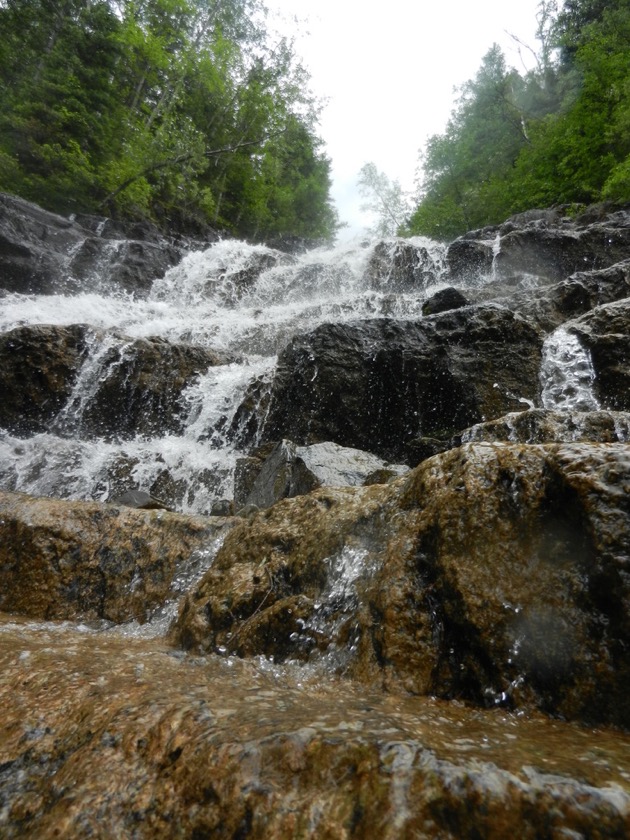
[97,135,280,211]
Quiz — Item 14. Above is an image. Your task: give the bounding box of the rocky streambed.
[2,194,630,836]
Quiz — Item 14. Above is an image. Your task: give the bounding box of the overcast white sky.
[265,0,543,236]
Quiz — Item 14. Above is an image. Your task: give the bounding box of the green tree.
[407,45,528,238]
[0,0,338,241]
[0,0,123,210]
[512,0,630,206]
[406,0,630,239]
[357,162,411,238]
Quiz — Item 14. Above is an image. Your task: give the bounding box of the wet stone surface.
[1,617,630,839]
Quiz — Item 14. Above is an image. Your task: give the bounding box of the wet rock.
[210,499,233,517]
[443,207,630,298]
[405,435,455,463]
[109,489,173,511]
[445,237,495,282]
[567,299,630,411]
[365,239,445,291]
[0,193,84,294]
[501,207,567,230]
[493,214,630,285]
[475,259,630,333]
[259,306,543,463]
[0,191,184,297]
[226,373,273,449]
[461,409,630,444]
[66,235,183,297]
[234,439,409,510]
[0,324,90,434]
[175,442,630,729]
[0,489,233,623]
[265,233,326,254]
[190,247,294,305]
[0,324,235,440]
[421,286,470,315]
[73,333,235,440]
[2,624,630,839]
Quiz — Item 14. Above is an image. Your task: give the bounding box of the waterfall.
[0,236,447,514]
[540,326,600,411]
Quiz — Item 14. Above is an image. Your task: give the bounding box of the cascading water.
[540,325,600,411]
[0,235,447,514]
[3,220,630,833]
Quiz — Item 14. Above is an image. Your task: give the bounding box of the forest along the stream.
[3,212,630,836]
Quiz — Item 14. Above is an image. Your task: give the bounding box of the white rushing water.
[0,235,448,513]
[540,326,600,411]
[0,231,608,514]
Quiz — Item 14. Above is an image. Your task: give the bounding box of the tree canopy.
[406,0,630,240]
[0,0,338,241]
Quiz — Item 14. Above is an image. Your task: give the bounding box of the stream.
[1,232,627,836]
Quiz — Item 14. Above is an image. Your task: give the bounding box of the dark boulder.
[0,323,235,440]
[0,324,90,434]
[258,305,543,463]
[365,239,445,291]
[0,193,84,294]
[60,333,237,440]
[422,286,470,315]
[0,191,184,297]
[476,259,630,333]
[493,211,630,285]
[66,236,183,297]
[445,237,495,282]
[568,299,630,411]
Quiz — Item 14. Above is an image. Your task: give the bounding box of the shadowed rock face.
[447,207,630,289]
[0,324,236,440]
[472,259,630,332]
[568,299,630,411]
[0,192,185,297]
[0,324,90,434]
[365,239,444,291]
[259,306,543,464]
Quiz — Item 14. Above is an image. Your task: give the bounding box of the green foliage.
[407,0,630,240]
[357,162,412,238]
[0,0,338,241]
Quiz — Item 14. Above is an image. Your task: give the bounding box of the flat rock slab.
[235,439,409,510]
[0,620,629,839]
